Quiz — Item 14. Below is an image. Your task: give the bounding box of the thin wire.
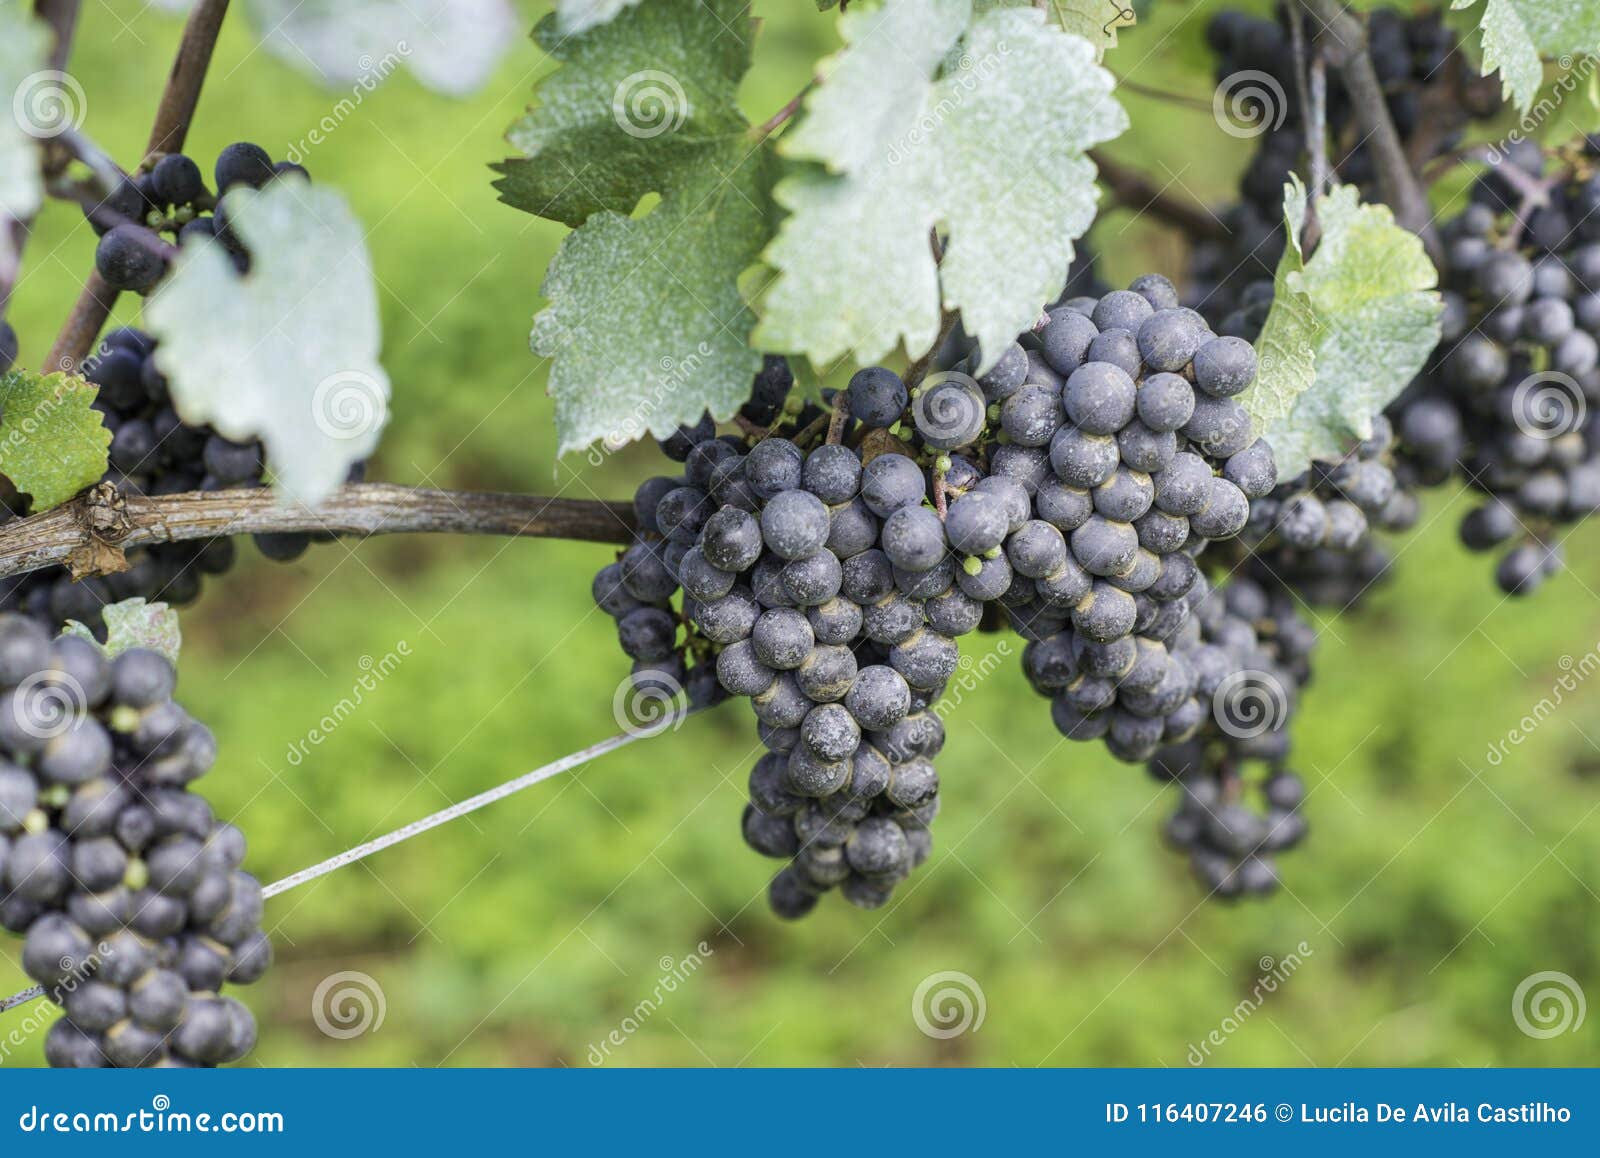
[1,712,692,1017]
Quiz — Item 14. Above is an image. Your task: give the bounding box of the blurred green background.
[2,0,1598,1067]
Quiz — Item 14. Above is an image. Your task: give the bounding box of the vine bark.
[0,484,638,581]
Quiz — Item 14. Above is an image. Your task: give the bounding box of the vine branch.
[1299,0,1439,258]
[45,0,232,373]
[754,85,811,138]
[1089,150,1227,242]
[0,484,638,581]
[1285,1,1323,250]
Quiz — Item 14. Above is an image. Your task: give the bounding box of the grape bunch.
[980,279,1276,762]
[1145,575,1315,898]
[0,615,268,1066]
[1,325,345,637]
[595,273,1294,912]
[91,142,308,296]
[1392,152,1600,595]
[0,319,17,375]
[596,359,966,916]
[1230,415,1419,606]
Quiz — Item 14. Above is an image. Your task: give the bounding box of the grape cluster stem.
[1297,0,1438,255]
[44,0,232,374]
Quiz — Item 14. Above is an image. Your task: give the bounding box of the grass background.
[2,0,1598,1067]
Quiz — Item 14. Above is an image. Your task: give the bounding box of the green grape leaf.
[755,0,1127,375]
[556,0,646,34]
[63,599,183,664]
[494,0,770,457]
[144,180,391,506]
[976,0,1135,59]
[0,1,52,281]
[1244,178,1319,443]
[1046,0,1135,58]
[0,369,110,511]
[1242,176,1443,479]
[1450,0,1600,114]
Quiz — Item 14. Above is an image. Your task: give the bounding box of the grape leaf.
[755,0,1127,375]
[62,599,183,664]
[1244,181,1319,445]
[0,1,50,284]
[1242,176,1443,479]
[144,180,391,506]
[0,369,110,511]
[493,0,770,457]
[555,0,646,35]
[976,0,1135,59]
[151,0,520,97]
[1045,0,1135,59]
[1450,0,1600,114]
